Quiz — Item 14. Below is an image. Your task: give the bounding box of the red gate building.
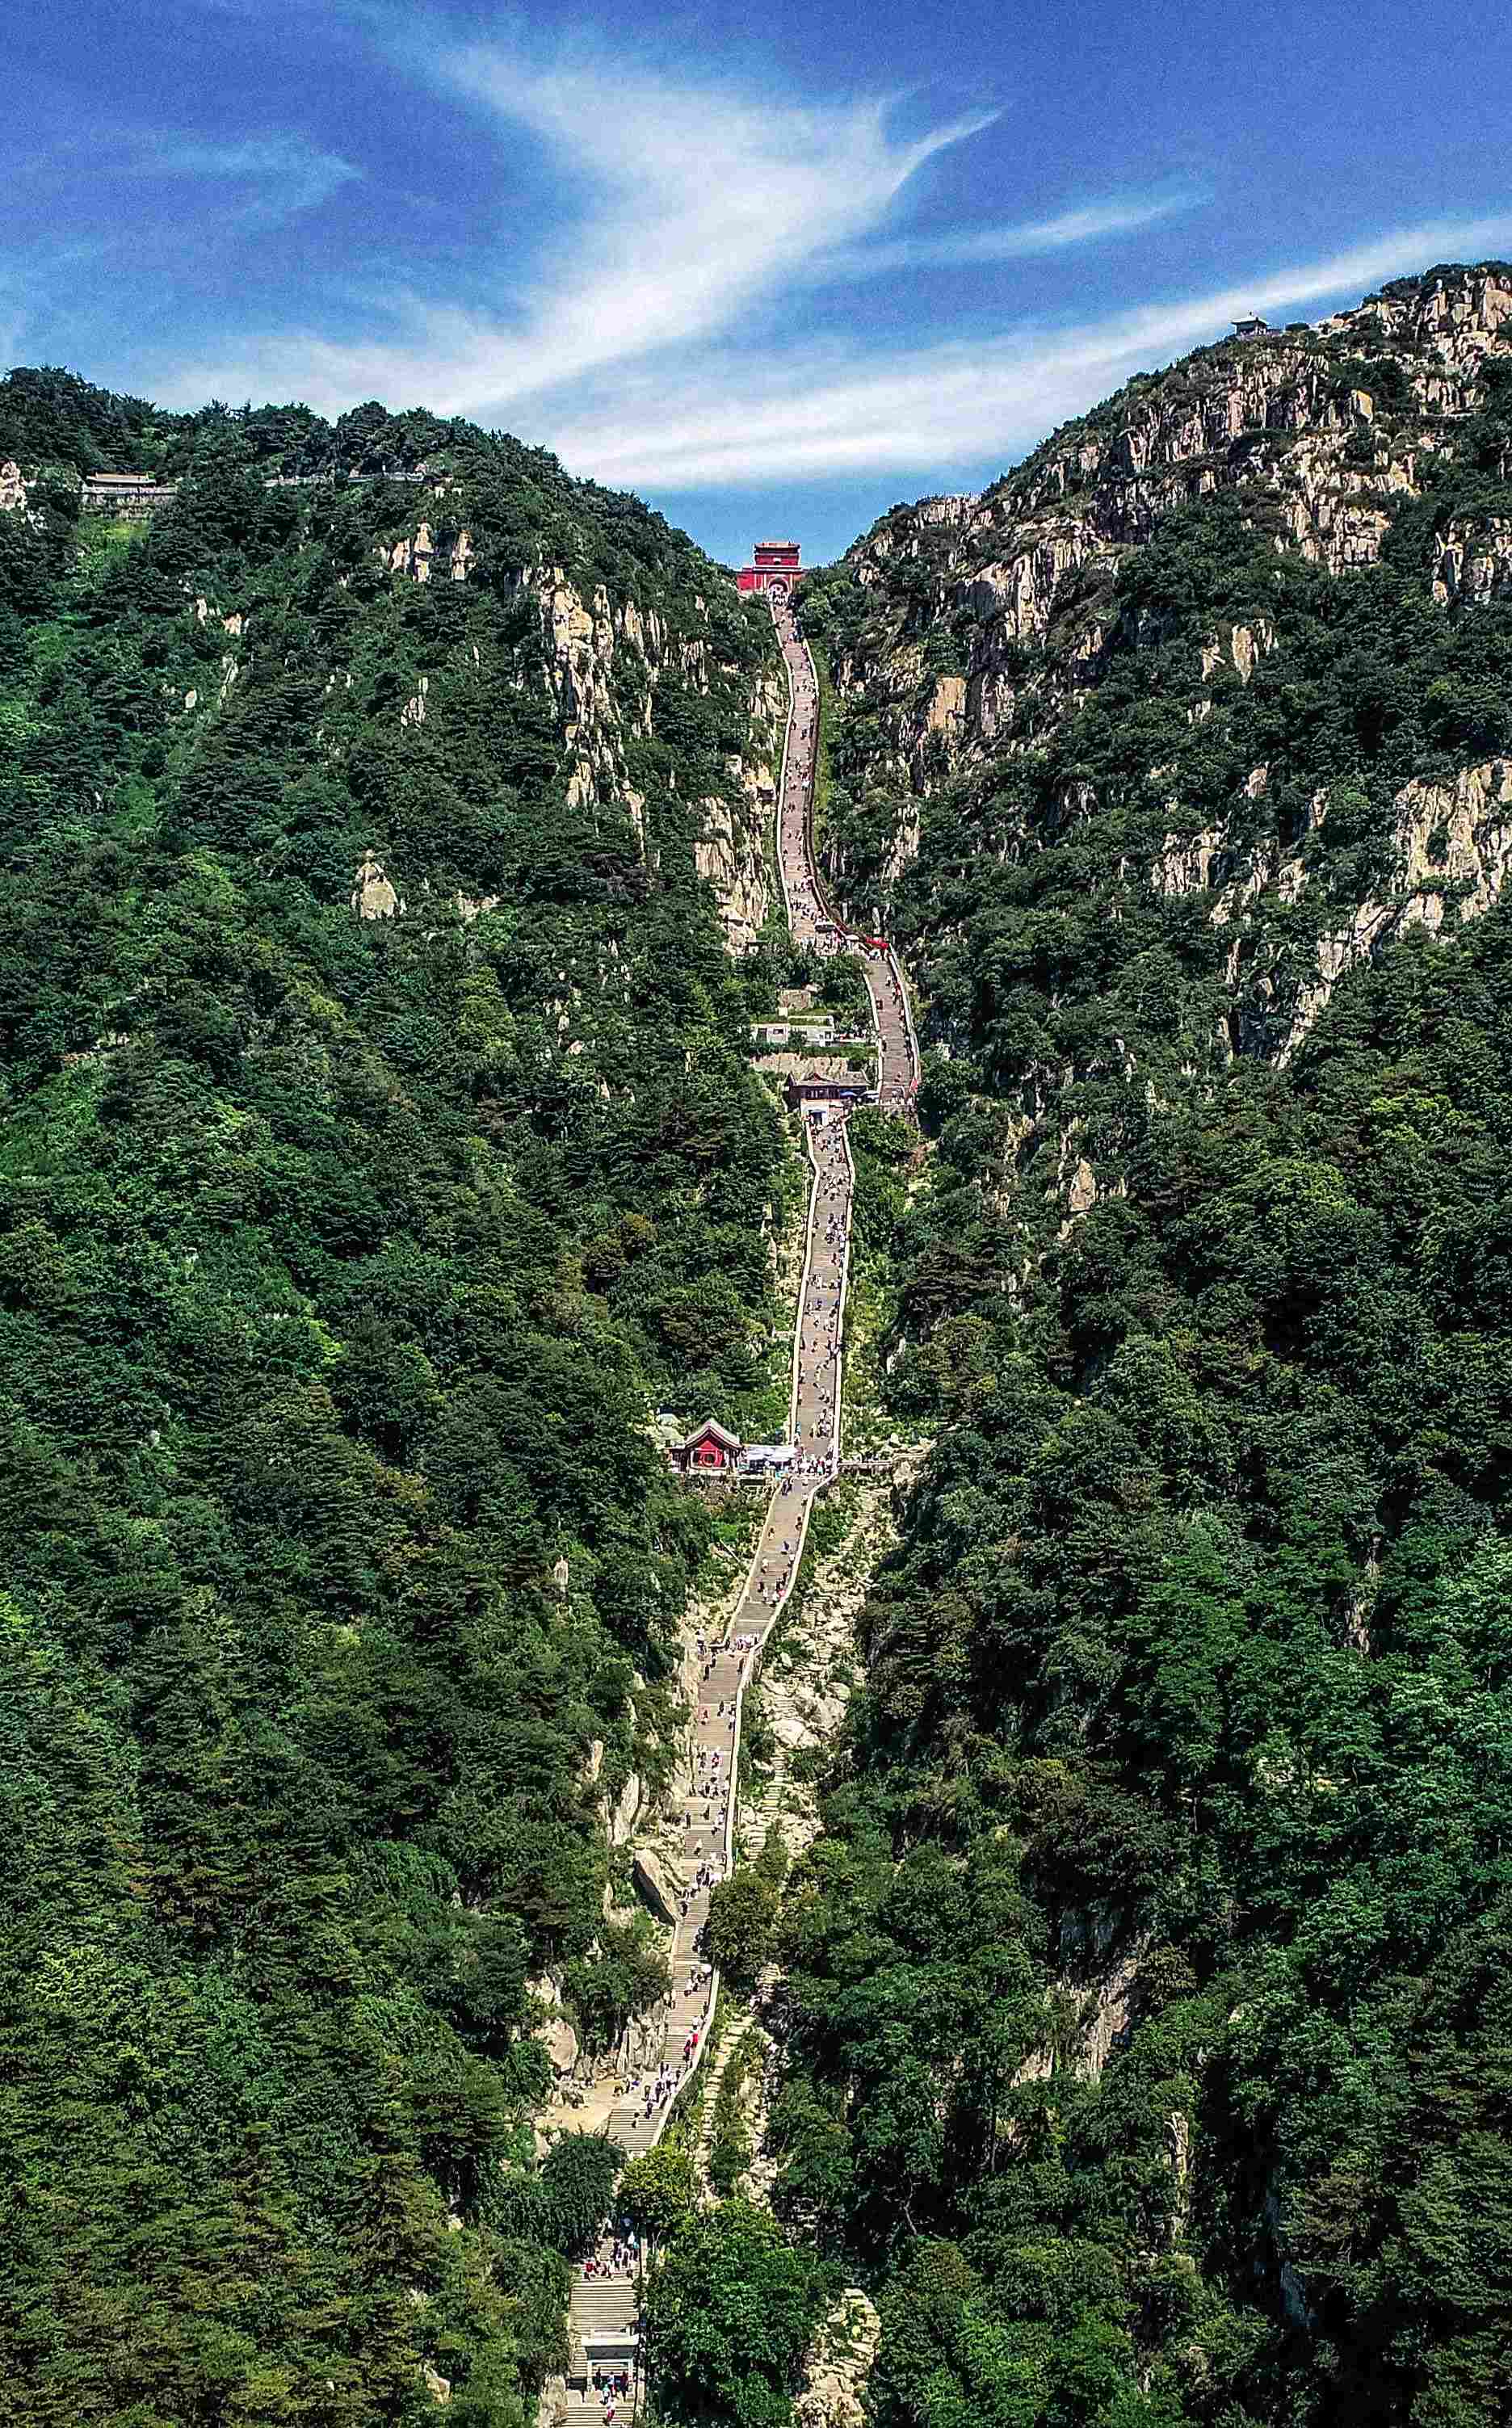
[738,540,801,598]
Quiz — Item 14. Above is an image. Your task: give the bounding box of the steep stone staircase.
[559,594,919,2422]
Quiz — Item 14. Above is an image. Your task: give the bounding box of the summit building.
[737,539,801,598]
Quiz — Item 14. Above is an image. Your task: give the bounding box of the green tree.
[645,2198,834,2428]
[618,2143,698,2248]
[537,2130,624,2259]
[705,1866,780,1988]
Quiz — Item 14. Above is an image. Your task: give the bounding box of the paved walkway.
[562,596,918,2422]
[772,599,918,1112]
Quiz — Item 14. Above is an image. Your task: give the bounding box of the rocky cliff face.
[696,670,784,951]
[1433,511,1512,605]
[821,266,1512,817]
[529,569,776,951]
[379,524,777,950]
[794,2291,881,2428]
[805,263,1512,1243]
[1158,755,1512,1063]
[158,471,775,958]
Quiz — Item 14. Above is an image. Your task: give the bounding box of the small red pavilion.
[738,540,801,598]
[671,1418,742,1473]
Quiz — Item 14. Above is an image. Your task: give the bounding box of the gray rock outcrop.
[351,851,401,919]
[632,1848,681,1926]
[823,270,1512,867]
[794,2291,881,2428]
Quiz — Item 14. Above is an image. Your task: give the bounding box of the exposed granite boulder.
[351,851,401,919]
[794,2291,880,2428]
[534,2377,569,2428]
[632,1848,681,1926]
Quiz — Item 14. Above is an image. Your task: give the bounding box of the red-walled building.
[737,539,801,597]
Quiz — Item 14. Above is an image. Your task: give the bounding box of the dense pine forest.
[7,258,1512,2428]
[773,266,1512,2426]
[0,369,793,2422]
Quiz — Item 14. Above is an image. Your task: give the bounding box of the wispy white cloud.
[138,131,361,225]
[535,212,1512,489]
[817,184,1207,279]
[439,40,996,359]
[154,36,993,410]
[9,124,359,225]
[141,27,1512,508]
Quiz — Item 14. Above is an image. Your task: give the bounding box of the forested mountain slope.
[0,376,788,2422]
[773,265,1512,2424]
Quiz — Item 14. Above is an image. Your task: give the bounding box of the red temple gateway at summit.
[737,539,801,597]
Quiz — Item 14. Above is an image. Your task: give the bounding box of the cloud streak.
[156,35,993,411]
[144,132,362,225]
[818,184,1207,279]
[536,212,1512,489]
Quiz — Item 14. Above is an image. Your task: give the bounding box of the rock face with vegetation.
[10,245,1512,2428]
[766,262,1512,2428]
[814,265,1512,819]
[0,369,791,2423]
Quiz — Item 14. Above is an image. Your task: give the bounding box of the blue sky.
[6,0,1512,563]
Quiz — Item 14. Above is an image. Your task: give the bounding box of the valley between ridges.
[557,594,920,2426]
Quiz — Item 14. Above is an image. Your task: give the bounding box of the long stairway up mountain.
[773,600,918,1110]
[561,591,919,2413]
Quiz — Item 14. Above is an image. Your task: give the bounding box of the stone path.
[561,596,918,2424]
[772,599,918,1115]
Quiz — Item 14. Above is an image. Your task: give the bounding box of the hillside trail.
[560,598,918,2428]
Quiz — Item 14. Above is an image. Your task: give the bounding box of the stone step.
[552,614,901,2427]
[565,2403,630,2428]
[571,2280,638,2333]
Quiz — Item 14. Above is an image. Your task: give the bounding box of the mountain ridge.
[6,258,1512,2427]
[802,261,1512,1131]
[764,258,1512,2428]
[813,261,1512,808]
[0,372,806,2426]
